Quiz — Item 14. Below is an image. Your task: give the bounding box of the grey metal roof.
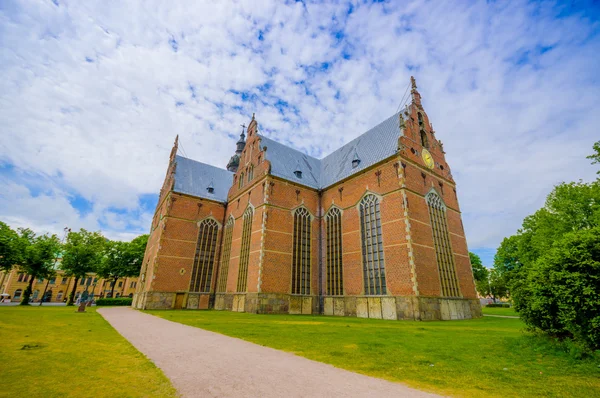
[258,135,321,189]
[259,112,402,190]
[173,155,233,202]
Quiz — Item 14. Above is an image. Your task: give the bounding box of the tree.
[469,252,489,297]
[587,140,600,175]
[98,234,148,298]
[61,229,106,305]
[513,227,600,349]
[17,230,61,305]
[0,221,23,272]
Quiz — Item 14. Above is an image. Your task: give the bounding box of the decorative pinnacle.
[411,76,417,90]
[252,113,255,120]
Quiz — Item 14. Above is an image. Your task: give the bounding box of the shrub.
[513,227,600,350]
[486,303,511,308]
[96,298,133,306]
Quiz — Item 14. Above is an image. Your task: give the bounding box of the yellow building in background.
[0,268,139,303]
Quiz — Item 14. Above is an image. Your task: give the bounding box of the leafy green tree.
[98,234,148,298]
[0,221,23,272]
[469,252,489,297]
[17,230,61,305]
[488,268,508,302]
[513,227,600,349]
[587,140,600,174]
[61,229,106,306]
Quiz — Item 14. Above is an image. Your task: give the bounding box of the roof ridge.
[175,154,233,174]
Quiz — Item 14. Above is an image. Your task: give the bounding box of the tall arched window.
[247,165,254,182]
[326,207,343,295]
[292,207,311,295]
[236,207,253,292]
[189,218,219,293]
[426,191,460,297]
[421,130,429,149]
[239,173,244,188]
[217,217,234,292]
[359,194,387,295]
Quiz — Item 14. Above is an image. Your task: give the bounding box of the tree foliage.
[469,252,489,297]
[0,221,23,272]
[492,141,600,350]
[61,229,106,305]
[513,227,600,349]
[587,140,600,175]
[17,230,61,305]
[98,234,147,297]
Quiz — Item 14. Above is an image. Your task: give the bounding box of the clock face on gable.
[421,148,435,169]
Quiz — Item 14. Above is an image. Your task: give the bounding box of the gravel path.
[98,307,441,398]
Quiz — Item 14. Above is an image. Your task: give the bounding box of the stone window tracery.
[326,207,343,295]
[189,218,219,293]
[236,207,253,292]
[291,207,311,295]
[217,217,234,292]
[359,194,387,295]
[426,191,461,297]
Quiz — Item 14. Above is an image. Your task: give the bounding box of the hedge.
[486,303,511,308]
[95,298,133,306]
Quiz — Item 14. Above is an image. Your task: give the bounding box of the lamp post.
[40,227,70,306]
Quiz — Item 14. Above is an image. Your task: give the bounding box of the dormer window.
[206,181,214,194]
[352,148,361,168]
[294,160,302,179]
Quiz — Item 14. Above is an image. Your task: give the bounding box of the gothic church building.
[133,78,482,320]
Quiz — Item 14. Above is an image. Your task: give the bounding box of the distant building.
[0,267,139,303]
[133,78,481,320]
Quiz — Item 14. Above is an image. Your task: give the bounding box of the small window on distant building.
[118,281,123,287]
[14,289,22,299]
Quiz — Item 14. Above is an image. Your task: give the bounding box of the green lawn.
[0,306,177,398]
[148,310,600,398]
[482,306,520,317]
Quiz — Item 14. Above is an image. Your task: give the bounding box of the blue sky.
[1,1,599,267]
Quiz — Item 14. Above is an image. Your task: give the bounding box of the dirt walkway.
[98,307,441,398]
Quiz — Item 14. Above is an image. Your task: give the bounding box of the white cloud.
[0,0,598,252]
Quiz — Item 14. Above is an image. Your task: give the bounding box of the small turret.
[227,126,246,172]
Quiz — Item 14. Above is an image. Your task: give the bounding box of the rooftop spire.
[410,76,422,108]
[169,134,179,162]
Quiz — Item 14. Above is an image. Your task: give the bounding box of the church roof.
[258,135,321,189]
[173,155,233,202]
[259,111,402,190]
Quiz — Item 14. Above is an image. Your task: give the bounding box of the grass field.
[482,306,520,317]
[0,306,177,398]
[149,310,600,398]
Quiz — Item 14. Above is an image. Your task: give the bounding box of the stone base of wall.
[135,291,481,320]
[214,293,317,314]
[132,291,212,310]
[322,296,482,320]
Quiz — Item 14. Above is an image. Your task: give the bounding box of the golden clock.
[421,148,435,169]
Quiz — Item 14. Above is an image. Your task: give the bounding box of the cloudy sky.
[1,0,599,266]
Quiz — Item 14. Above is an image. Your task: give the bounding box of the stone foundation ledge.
[132,291,212,310]
[214,293,317,314]
[323,295,482,321]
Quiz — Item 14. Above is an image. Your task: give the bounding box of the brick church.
[132,78,482,320]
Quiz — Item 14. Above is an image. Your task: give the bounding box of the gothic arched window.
[292,207,311,295]
[239,173,244,188]
[326,207,343,295]
[247,165,254,182]
[217,217,234,292]
[236,207,254,292]
[359,194,387,295]
[189,218,219,293]
[426,191,461,297]
[421,130,429,149]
